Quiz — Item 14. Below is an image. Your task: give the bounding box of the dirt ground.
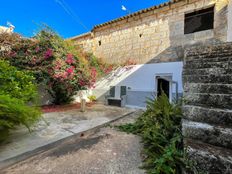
[2,111,145,174]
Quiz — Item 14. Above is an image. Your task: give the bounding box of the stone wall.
[72,0,230,64]
[182,42,232,173]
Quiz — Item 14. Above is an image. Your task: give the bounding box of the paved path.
[2,111,145,174]
[0,104,135,168]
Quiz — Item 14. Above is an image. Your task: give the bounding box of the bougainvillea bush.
[0,29,113,104]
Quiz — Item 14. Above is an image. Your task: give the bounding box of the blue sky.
[0,0,168,38]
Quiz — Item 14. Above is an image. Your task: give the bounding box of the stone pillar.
[228,0,232,42]
[182,43,232,173]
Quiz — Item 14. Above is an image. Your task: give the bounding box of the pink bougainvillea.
[66,53,74,64]
[0,30,115,104]
[66,66,74,74]
[44,48,53,59]
[35,46,40,53]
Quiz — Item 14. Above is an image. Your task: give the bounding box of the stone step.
[185,56,230,63]
[183,74,232,84]
[184,83,232,95]
[183,105,232,127]
[185,53,232,61]
[182,119,232,149]
[183,68,231,76]
[184,138,232,174]
[184,93,232,109]
[185,43,232,57]
[184,61,230,69]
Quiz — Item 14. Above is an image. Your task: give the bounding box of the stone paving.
[2,110,144,174]
[0,104,135,168]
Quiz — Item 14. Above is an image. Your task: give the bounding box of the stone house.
[71,0,232,108]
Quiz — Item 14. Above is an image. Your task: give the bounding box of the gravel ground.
[2,111,145,174]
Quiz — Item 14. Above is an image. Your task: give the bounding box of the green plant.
[0,60,41,142]
[88,95,97,102]
[0,95,41,138]
[0,60,38,103]
[116,93,185,174]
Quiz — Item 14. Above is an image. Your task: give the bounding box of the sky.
[0,0,168,38]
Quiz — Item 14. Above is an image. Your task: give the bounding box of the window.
[184,6,214,34]
[98,40,101,46]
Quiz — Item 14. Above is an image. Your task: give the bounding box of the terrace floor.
[2,111,145,174]
[0,104,136,169]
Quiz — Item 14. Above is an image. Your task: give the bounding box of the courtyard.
[0,104,135,169]
[0,0,232,173]
[2,111,144,174]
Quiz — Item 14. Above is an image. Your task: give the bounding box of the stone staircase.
[182,43,232,174]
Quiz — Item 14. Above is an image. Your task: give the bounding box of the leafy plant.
[116,93,185,174]
[0,60,38,103]
[0,95,41,133]
[0,60,41,142]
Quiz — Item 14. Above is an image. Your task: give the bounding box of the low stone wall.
[182,42,232,173]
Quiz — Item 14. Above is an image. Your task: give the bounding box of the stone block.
[183,105,232,127]
[184,83,232,94]
[185,139,232,174]
[184,93,232,109]
[183,67,231,76]
[183,74,232,84]
[182,119,232,149]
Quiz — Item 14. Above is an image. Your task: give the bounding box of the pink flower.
[66,66,74,74]
[35,46,40,53]
[91,68,97,78]
[104,66,113,74]
[44,48,53,59]
[62,72,68,79]
[54,60,62,70]
[66,54,74,64]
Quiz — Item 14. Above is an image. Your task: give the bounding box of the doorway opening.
[157,78,170,98]
[155,74,173,101]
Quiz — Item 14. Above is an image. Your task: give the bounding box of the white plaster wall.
[94,62,183,99]
[228,0,232,42]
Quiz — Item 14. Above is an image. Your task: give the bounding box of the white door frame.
[155,73,173,102]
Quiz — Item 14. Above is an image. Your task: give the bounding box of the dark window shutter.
[120,86,127,96]
[109,86,115,97]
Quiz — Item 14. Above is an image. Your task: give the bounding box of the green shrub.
[116,93,185,174]
[0,95,41,137]
[0,60,38,103]
[0,60,41,142]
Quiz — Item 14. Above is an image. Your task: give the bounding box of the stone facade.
[71,0,230,64]
[182,42,232,173]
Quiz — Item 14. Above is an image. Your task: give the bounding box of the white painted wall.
[93,62,183,100]
[228,0,232,42]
